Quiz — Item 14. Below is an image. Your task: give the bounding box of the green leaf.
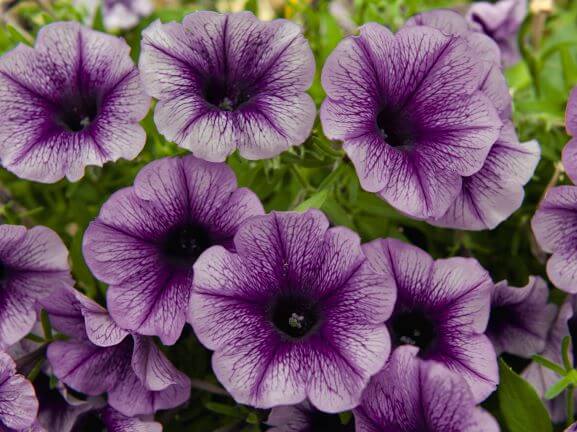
[294,189,329,212]
[498,358,553,432]
[532,354,566,376]
[545,375,572,400]
[563,336,573,371]
[6,24,33,46]
[205,402,244,418]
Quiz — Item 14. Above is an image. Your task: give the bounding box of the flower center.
[390,310,437,353]
[310,412,351,431]
[202,78,251,111]
[161,224,212,269]
[54,93,100,132]
[0,261,6,281]
[270,295,319,339]
[487,305,513,335]
[376,108,415,149]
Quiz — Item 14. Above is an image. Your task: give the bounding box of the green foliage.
[498,359,553,432]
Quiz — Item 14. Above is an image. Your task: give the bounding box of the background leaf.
[498,359,553,432]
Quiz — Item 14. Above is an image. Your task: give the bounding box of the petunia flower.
[567,422,577,432]
[102,0,153,30]
[44,286,191,417]
[405,10,540,230]
[100,407,162,432]
[76,0,154,31]
[353,346,499,432]
[486,276,556,357]
[189,210,396,412]
[139,11,316,162]
[267,401,354,432]
[467,0,527,67]
[0,225,73,349]
[523,298,574,423]
[23,371,160,432]
[34,374,105,432]
[0,351,40,431]
[362,237,498,402]
[320,19,502,219]
[0,22,150,183]
[532,186,577,293]
[562,86,577,183]
[83,155,264,345]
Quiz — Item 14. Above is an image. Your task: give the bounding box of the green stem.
[568,385,575,427]
[318,162,348,190]
[40,310,52,341]
[290,165,312,191]
[562,336,573,371]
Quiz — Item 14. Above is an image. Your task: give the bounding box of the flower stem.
[568,385,575,427]
[189,379,230,397]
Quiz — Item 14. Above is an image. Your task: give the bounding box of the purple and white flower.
[405,10,539,230]
[83,155,264,345]
[139,11,316,162]
[523,298,574,422]
[189,210,395,412]
[562,86,577,183]
[353,346,499,432]
[486,276,556,357]
[363,237,498,402]
[0,225,72,349]
[267,401,354,432]
[320,18,502,219]
[0,351,40,431]
[100,407,162,432]
[0,22,150,183]
[29,372,160,432]
[532,186,577,293]
[44,286,191,417]
[467,0,527,66]
[76,0,153,31]
[102,0,153,30]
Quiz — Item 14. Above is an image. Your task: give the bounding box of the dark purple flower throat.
[270,295,320,339]
[390,309,437,353]
[162,224,213,268]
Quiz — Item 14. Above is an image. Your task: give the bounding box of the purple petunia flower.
[532,186,577,293]
[267,401,354,432]
[139,11,316,162]
[0,225,73,349]
[101,407,162,432]
[25,370,160,432]
[405,10,540,230]
[0,22,150,183]
[567,423,577,432]
[354,346,499,432]
[486,276,556,357]
[189,210,395,412]
[562,86,577,182]
[44,286,191,417]
[77,0,153,30]
[83,155,264,345]
[320,18,502,220]
[35,376,105,432]
[363,238,497,402]
[0,351,39,431]
[103,0,153,30]
[523,298,574,422]
[467,0,527,67]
